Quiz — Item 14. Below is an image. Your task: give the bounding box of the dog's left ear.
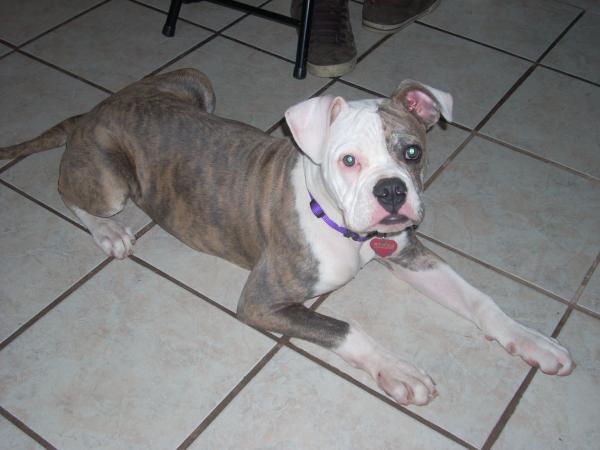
[285,95,347,164]
[390,80,453,129]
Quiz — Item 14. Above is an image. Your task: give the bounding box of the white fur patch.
[291,158,362,295]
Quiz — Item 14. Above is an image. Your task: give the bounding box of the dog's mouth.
[379,214,410,225]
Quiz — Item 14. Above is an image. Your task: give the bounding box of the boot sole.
[362,0,441,33]
[307,57,357,78]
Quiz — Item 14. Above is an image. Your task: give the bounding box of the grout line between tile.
[15,48,114,94]
[0,38,17,50]
[0,156,26,175]
[356,30,395,64]
[175,342,283,449]
[128,255,280,342]
[571,251,600,307]
[147,33,221,77]
[129,255,237,316]
[416,232,573,307]
[572,303,600,321]
[480,366,538,450]
[481,250,600,450]
[337,78,386,98]
[283,341,478,450]
[0,47,17,62]
[0,178,87,232]
[221,33,295,63]
[0,258,113,353]
[16,0,112,49]
[128,0,217,34]
[421,9,587,191]
[423,132,475,190]
[480,204,592,450]
[146,0,274,77]
[481,272,586,450]
[483,296,578,450]
[415,21,535,63]
[134,220,157,240]
[0,406,58,450]
[538,61,600,89]
[266,117,286,134]
[474,132,600,183]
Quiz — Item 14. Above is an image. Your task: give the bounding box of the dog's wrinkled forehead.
[377,102,427,166]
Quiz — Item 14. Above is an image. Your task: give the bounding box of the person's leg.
[293,0,357,78]
[293,0,441,78]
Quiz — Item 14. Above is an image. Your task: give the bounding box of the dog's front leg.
[384,234,574,375]
[237,255,438,405]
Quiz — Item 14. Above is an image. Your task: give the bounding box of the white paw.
[486,321,574,376]
[372,357,438,406]
[91,221,136,259]
[335,325,437,406]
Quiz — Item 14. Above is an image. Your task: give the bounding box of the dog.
[0,69,573,406]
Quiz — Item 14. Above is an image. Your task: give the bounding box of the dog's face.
[286,81,452,234]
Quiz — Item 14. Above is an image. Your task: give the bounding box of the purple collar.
[309,193,377,242]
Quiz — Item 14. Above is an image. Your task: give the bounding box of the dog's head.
[285,81,452,234]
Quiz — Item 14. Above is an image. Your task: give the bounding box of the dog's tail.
[169,68,216,114]
[0,114,83,160]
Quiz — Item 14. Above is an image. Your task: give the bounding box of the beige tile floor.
[0,1,598,449]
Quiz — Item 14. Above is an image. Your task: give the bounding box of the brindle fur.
[0,69,350,349]
[386,229,442,271]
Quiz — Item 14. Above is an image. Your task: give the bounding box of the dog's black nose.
[373,177,407,213]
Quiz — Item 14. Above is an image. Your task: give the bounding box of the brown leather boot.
[362,0,440,32]
[292,0,357,78]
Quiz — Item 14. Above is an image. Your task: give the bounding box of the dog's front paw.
[372,358,438,406]
[486,321,574,376]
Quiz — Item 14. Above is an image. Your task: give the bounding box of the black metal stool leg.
[293,0,313,80]
[163,0,184,37]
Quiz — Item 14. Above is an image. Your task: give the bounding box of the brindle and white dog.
[0,69,573,406]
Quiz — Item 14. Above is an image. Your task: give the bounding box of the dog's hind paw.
[89,219,136,259]
[94,222,136,259]
[70,206,136,259]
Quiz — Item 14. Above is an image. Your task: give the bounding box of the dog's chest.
[311,233,363,294]
[291,164,364,295]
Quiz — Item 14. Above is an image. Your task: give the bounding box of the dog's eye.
[404,145,422,162]
[342,154,356,167]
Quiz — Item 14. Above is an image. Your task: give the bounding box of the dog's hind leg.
[58,133,137,259]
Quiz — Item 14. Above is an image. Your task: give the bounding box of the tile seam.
[0,178,87,232]
[283,341,478,450]
[478,14,589,447]
[7,0,111,49]
[14,49,114,94]
[416,232,573,307]
[0,406,58,450]
[175,342,284,449]
[128,254,281,342]
[146,0,278,77]
[0,258,113,352]
[474,132,600,183]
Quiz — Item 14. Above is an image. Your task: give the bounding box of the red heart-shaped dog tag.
[370,238,398,257]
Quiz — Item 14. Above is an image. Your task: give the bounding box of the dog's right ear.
[285,95,347,164]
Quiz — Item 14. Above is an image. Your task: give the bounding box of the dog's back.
[0,69,216,161]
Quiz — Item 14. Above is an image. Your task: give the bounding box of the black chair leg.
[163,0,184,37]
[293,0,313,79]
